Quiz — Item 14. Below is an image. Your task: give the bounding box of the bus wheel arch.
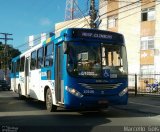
[45,86,57,112]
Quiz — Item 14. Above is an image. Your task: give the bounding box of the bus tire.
[46,88,57,112]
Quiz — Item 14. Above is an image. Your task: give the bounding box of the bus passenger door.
[24,57,29,96]
[55,45,64,104]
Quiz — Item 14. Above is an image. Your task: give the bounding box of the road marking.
[0,110,48,117]
[129,101,160,108]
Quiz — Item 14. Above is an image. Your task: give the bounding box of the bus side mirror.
[63,42,69,54]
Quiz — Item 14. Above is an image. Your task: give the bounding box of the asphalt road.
[0,90,160,132]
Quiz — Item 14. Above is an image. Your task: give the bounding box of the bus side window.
[37,47,44,69]
[31,51,37,70]
[11,62,15,73]
[45,43,53,67]
[16,59,20,72]
[20,56,25,72]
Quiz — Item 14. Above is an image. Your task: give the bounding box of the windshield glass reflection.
[67,42,127,78]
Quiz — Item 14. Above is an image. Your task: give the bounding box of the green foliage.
[0,44,3,50]
[0,43,21,69]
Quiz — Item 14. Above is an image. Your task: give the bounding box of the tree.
[0,43,21,69]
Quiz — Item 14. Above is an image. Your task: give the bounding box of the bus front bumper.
[64,92,128,110]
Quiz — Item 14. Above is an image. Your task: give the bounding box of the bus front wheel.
[46,88,57,112]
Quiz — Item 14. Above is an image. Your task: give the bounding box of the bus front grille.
[79,83,122,90]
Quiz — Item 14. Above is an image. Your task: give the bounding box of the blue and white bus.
[11,28,128,111]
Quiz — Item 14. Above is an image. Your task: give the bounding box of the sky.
[0,0,91,52]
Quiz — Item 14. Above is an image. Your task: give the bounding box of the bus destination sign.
[72,29,116,40]
[81,32,112,39]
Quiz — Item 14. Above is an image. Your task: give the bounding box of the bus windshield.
[67,42,127,78]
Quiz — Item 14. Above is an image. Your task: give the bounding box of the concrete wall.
[155,3,160,74]
[99,0,141,74]
[99,0,107,30]
[118,1,141,74]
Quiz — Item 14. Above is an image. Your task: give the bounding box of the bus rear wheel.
[46,88,57,112]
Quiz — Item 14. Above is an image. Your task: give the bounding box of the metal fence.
[128,74,160,96]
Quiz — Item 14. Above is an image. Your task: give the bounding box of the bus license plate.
[98,100,108,104]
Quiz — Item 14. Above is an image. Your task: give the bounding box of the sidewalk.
[113,95,160,115]
[129,92,160,96]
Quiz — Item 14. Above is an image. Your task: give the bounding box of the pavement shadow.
[0,111,112,132]
[0,91,160,132]
[0,91,46,112]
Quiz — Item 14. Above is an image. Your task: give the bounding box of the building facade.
[54,0,160,90]
[99,0,160,90]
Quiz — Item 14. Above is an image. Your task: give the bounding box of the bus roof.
[12,28,125,61]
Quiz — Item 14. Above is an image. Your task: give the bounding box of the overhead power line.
[14,32,51,49]
[73,0,90,27]
[99,0,141,18]
[98,0,157,21]
[65,0,79,21]
[15,0,159,52]
[99,1,160,36]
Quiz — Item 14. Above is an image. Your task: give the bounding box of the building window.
[141,7,155,21]
[20,56,25,72]
[107,15,117,28]
[141,36,154,50]
[16,59,20,72]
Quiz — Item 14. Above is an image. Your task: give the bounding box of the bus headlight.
[119,87,128,97]
[65,86,84,98]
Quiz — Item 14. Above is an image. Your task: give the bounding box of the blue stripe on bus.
[10,72,19,78]
[41,67,54,80]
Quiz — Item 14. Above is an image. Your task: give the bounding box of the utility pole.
[0,33,13,80]
[89,0,97,28]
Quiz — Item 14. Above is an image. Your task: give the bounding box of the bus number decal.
[41,72,47,77]
[83,90,94,94]
[79,72,97,76]
[110,74,117,78]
